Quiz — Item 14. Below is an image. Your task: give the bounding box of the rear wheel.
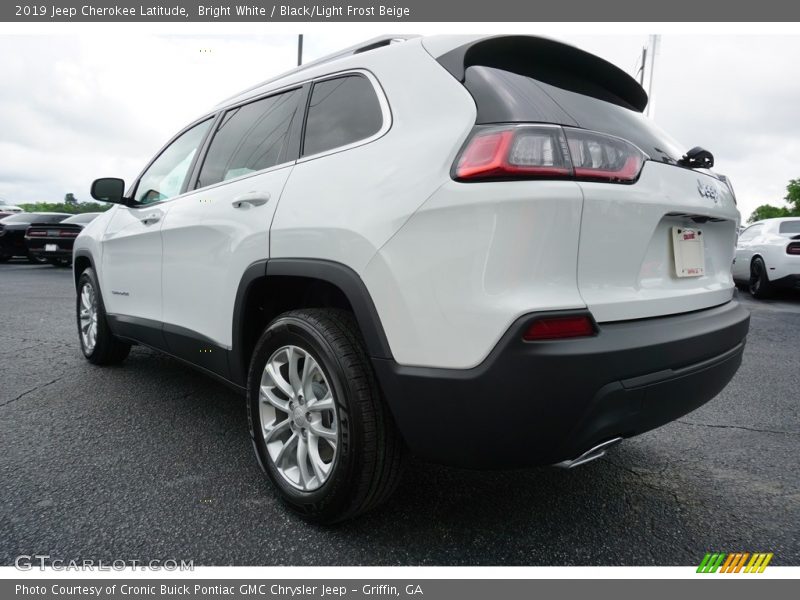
[247,308,405,523]
[749,257,773,299]
[76,267,131,365]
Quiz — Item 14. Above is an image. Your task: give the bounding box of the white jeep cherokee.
[75,35,750,522]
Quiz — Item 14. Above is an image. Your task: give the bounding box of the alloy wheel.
[79,281,98,352]
[259,345,338,491]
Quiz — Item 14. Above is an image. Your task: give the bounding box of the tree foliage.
[18,201,112,214]
[747,178,800,223]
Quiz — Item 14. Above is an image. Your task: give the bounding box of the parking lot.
[1,260,798,566]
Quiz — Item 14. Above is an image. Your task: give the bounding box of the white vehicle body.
[74,34,750,489]
[733,217,800,290]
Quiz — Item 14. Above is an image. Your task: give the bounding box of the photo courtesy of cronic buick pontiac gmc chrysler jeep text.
[74,35,750,522]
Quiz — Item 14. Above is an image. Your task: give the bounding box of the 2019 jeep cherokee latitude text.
[74,35,750,522]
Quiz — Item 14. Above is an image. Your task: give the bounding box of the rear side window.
[197,88,302,188]
[302,75,383,157]
[778,220,800,234]
[738,224,763,242]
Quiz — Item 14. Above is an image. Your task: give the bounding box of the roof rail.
[219,35,418,106]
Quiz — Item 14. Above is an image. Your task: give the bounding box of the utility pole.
[297,34,303,66]
[645,34,660,118]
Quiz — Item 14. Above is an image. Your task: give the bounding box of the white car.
[733,217,800,297]
[74,35,750,522]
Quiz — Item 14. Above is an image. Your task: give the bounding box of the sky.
[0,32,798,221]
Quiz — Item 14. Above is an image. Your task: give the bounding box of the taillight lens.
[454,125,647,183]
[27,230,46,237]
[523,315,596,341]
[787,243,800,256]
[59,230,78,237]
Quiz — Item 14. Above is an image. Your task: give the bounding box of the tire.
[247,308,405,523]
[0,255,10,263]
[76,267,131,365]
[748,257,773,299]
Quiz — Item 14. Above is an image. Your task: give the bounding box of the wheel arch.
[72,250,95,290]
[229,259,394,387]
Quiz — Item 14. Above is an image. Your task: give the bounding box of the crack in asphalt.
[675,419,798,435]
[0,373,67,408]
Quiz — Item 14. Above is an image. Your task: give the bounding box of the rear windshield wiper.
[678,146,714,169]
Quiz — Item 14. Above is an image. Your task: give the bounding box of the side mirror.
[90,178,127,204]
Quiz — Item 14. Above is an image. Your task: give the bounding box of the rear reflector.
[787,243,800,255]
[523,315,596,341]
[454,125,647,183]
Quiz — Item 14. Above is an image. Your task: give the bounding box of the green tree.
[785,178,800,212]
[64,193,78,205]
[18,201,112,215]
[748,204,792,223]
[747,178,800,222]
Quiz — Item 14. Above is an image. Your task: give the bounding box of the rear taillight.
[27,230,46,237]
[523,315,596,341]
[59,230,78,237]
[788,243,800,256]
[454,125,647,184]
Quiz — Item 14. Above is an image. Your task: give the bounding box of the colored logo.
[697,552,773,573]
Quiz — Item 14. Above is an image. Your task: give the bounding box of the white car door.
[159,86,306,376]
[100,119,213,336]
[732,223,763,280]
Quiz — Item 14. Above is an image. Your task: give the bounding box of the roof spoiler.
[436,36,648,112]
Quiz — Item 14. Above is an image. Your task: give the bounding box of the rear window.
[1,213,33,223]
[302,75,383,157]
[33,214,69,223]
[63,213,99,224]
[464,66,684,164]
[779,220,800,234]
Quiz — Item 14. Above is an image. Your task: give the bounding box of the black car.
[25,212,102,267]
[0,213,71,263]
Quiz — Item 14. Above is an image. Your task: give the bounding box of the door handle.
[232,192,271,209]
[139,213,161,225]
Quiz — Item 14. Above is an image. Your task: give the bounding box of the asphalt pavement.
[1,260,798,566]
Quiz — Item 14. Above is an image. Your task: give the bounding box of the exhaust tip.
[553,437,623,469]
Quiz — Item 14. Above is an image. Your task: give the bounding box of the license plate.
[672,227,705,277]
[45,244,58,252]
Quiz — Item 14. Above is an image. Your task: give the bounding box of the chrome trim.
[553,437,623,469]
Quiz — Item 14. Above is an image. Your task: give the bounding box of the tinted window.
[302,75,383,157]
[738,224,763,243]
[778,220,800,234]
[134,119,212,205]
[1,213,34,223]
[464,66,684,164]
[63,213,99,224]
[196,89,302,188]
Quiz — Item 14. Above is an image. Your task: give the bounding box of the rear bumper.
[373,300,750,468]
[27,248,73,260]
[26,240,75,260]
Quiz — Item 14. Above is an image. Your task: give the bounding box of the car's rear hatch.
[431,35,740,323]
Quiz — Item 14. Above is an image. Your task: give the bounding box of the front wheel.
[247,308,405,523]
[76,267,131,365]
[749,257,773,299]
